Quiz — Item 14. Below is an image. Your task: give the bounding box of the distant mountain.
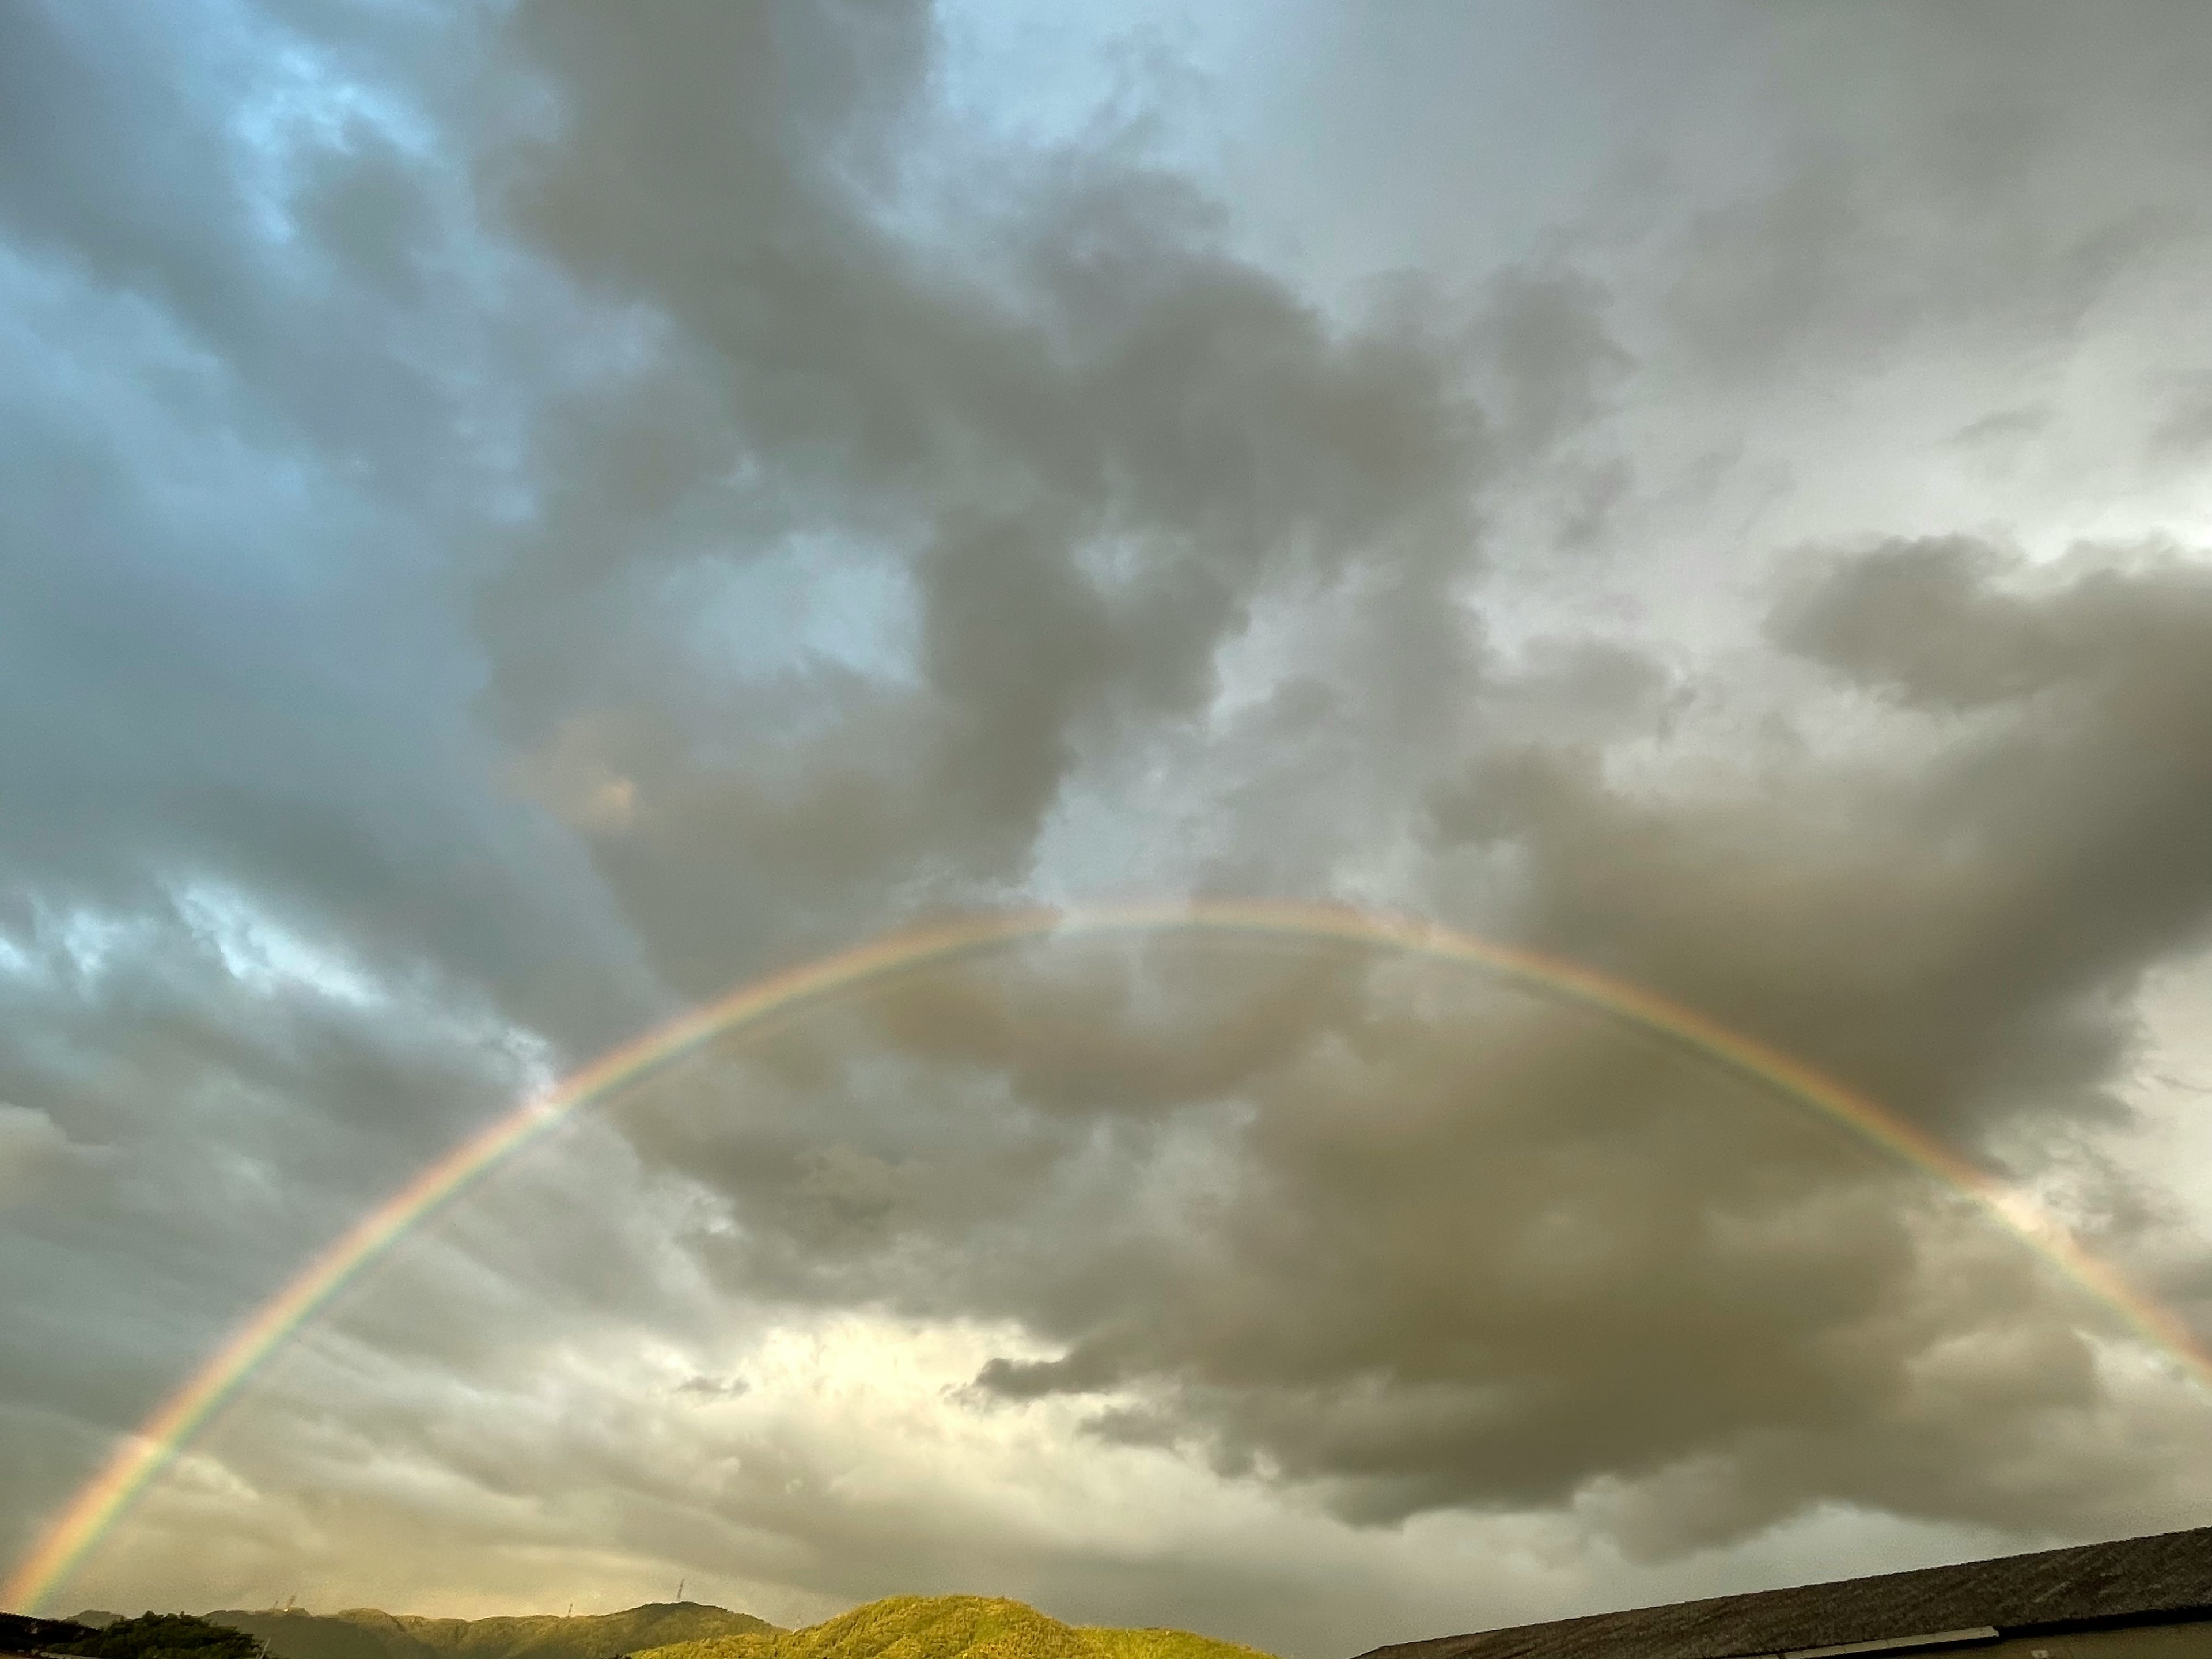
[204,1610,401,1659]
[209,1594,1270,1659]
[635,1594,1273,1659]
[209,1603,778,1659]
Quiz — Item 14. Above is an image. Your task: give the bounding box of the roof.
[1354,1525,2212,1659]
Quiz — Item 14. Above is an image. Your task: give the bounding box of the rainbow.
[8,897,2207,1612]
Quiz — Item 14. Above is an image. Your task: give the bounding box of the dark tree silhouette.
[48,1614,267,1659]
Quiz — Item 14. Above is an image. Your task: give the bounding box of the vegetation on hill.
[46,1612,267,1659]
[202,1612,394,1659]
[399,1602,776,1659]
[209,1593,1270,1659]
[640,1597,1084,1659]
[1072,1624,1272,1659]
[634,1595,1273,1659]
[1,1613,99,1656]
[209,1603,777,1659]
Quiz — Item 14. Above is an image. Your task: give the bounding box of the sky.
[8,2,2212,1654]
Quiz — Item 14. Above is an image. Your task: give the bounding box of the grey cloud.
[623,934,2197,1555]
[0,0,662,1555]
[1412,554,2212,1147]
[0,1104,103,1206]
[604,539,2212,1560]
[676,1377,751,1399]
[0,3,657,1048]
[1638,3,2212,384]
[1470,267,1628,464]
[414,0,2212,1572]
[474,0,1488,997]
[15,0,2212,1641]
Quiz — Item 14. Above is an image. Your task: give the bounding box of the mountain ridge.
[208,1601,775,1659]
[631,1594,1273,1659]
[206,1596,1271,1659]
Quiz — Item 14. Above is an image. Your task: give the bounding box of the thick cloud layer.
[9,2,2212,1654]
[476,1,1486,997]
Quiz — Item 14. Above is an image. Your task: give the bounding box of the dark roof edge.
[1354,1625,1587,1659]
[2001,1604,2212,1639]
[1347,1524,2212,1659]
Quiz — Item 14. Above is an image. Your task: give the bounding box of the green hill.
[210,1594,1270,1659]
[1071,1625,1272,1659]
[635,1595,1272,1659]
[210,1603,777,1659]
[637,1597,1079,1659]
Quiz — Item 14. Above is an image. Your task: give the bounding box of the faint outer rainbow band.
[9,897,2210,1612]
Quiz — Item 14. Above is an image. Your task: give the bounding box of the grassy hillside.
[211,1603,778,1659]
[640,1598,1084,1659]
[636,1595,1273,1659]
[213,1593,1270,1659]
[1073,1624,1273,1659]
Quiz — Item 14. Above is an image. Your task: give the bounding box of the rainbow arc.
[8,899,2205,1612]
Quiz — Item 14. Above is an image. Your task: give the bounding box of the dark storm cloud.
[887,546,2212,1548]
[0,0,657,1042]
[1437,539,2212,1148]
[0,0,1499,1615]
[0,0,669,1579]
[476,0,1488,995]
[635,926,2203,1558]
[14,0,2212,1636]
[495,0,2212,1565]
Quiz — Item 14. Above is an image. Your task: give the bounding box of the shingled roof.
[1355,1525,2212,1659]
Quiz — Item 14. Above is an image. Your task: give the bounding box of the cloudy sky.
[10,2,2212,1653]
